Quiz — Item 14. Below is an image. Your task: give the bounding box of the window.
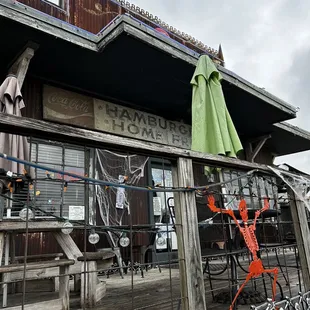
[221,169,278,210]
[11,140,88,219]
[45,0,64,8]
[32,141,86,218]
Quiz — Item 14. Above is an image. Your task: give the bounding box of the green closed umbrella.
[190,55,243,158]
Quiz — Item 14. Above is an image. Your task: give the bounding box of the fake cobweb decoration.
[95,149,149,246]
[269,166,310,212]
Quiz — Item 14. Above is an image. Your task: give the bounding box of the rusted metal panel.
[74,0,119,34]
[22,77,43,120]
[14,230,93,256]
[17,0,71,23]
[15,0,220,59]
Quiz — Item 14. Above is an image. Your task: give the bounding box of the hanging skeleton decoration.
[207,195,278,310]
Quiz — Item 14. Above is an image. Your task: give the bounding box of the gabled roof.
[0,0,296,120]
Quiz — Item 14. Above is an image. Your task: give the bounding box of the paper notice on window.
[69,206,85,220]
[153,197,162,216]
[116,187,125,209]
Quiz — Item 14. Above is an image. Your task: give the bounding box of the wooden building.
[1,1,310,309]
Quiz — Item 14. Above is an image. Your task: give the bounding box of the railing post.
[288,189,310,290]
[172,158,206,310]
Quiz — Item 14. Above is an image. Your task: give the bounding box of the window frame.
[29,138,90,220]
[42,0,66,10]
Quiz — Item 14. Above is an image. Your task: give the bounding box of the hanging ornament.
[61,221,73,235]
[88,230,100,245]
[119,233,130,247]
[19,208,35,221]
[156,233,166,246]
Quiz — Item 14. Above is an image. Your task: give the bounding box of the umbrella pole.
[6,192,12,218]
[2,192,12,307]
[3,233,10,307]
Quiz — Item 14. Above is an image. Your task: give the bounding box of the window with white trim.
[45,0,64,8]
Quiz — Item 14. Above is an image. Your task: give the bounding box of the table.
[0,219,101,308]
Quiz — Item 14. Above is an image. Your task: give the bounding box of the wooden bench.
[13,253,64,263]
[12,253,65,292]
[77,251,115,307]
[0,259,75,310]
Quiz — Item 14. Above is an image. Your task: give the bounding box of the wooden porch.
[0,247,301,309]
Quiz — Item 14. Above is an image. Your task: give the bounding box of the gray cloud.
[132,0,310,172]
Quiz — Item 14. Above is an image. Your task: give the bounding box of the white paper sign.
[69,206,85,220]
[153,197,162,216]
[116,187,125,209]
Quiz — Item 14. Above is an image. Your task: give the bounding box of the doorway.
[148,159,178,264]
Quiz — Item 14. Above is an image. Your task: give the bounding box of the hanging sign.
[43,85,94,128]
[94,99,191,149]
[42,85,192,149]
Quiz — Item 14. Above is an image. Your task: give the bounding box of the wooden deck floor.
[1,248,302,310]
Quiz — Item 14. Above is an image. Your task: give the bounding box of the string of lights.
[0,173,281,235]
[0,152,263,193]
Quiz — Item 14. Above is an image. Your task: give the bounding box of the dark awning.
[267,123,310,157]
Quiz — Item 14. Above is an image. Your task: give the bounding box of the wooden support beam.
[8,42,38,88]
[172,158,206,310]
[0,113,270,172]
[245,134,271,162]
[0,259,74,273]
[81,261,98,308]
[288,189,310,291]
[0,232,4,266]
[53,232,83,261]
[59,265,70,310]
[0,220,74,232]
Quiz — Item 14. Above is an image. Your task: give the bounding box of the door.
[149,160,178,263]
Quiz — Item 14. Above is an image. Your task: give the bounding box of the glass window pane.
[46,0,61,6]
[64,166,85,182]
[37,144,62,165]
[65,148,84,167]
[35,181,62,216]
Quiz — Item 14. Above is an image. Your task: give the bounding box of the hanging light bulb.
[61,221,73,235]
[19,208,35,221]
[156,233,166,246]
[119,233,130,247]
[88,230,100,245]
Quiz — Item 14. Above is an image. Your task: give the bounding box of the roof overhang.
[0,0,297,140]
[267,123,310,156]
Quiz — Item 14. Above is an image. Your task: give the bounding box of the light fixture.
[88,230,100,245]
[156,233,166,246]
[19,208,35,221]
[119,233,130,247]
[61,221,73,235]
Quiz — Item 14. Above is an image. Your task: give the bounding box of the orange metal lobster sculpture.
[207,195,278,310]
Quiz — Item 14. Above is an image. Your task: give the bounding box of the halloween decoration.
[207,195,278,310]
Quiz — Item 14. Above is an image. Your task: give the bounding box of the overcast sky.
[132,0,310,173]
